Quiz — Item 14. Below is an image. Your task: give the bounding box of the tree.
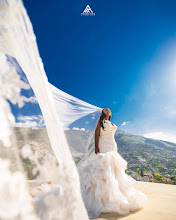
[141,169,144,177]
[154,172,162,180]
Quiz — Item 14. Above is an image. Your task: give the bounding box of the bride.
[77,108,148,218]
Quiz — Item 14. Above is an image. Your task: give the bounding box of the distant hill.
[12,127,92,157]
[115,129,176,153]
[12,127,176,153]
[1,127,175,180]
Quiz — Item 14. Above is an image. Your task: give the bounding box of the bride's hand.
[95,147,99,154]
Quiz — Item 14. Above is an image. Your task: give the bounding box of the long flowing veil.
[49,82,102,166]
[0,0,102,219]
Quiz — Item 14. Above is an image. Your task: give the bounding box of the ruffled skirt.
[77,151,148,218]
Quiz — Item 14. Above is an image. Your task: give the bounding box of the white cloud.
[72,127,85,131]
[121,121,130,126]
[17,115,38,121]
[165,105,176,116]
[14,121,38,129]
[85,121,89,124]
[64,127,70,130]
[24,96,38,104]
[144,131,176,144]
[13,115,45,129]
[91,115,95,119]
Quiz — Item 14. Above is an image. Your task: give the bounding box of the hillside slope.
[4,127,175,180]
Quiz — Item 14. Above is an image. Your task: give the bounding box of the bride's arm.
[95,120,100,154]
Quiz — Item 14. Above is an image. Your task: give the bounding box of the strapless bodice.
[98,120,117,153]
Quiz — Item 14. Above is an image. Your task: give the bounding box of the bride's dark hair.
[99,109,111,130]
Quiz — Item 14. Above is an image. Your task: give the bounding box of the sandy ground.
[92,181,176,220]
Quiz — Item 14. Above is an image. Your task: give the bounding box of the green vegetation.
[115,129,176,184]
[4,127,175,185]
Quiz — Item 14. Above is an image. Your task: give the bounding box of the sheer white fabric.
[0,0,90,219]
[78,120,148,218]
[49,83,101,128]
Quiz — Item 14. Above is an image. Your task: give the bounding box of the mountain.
[113,129,176,180]
[115,129,176,153]
[1,127,175,180]
[12,127,92,157]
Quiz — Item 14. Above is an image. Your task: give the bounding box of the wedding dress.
[77,120,148,218]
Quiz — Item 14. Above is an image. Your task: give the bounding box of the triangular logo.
[81,5,95,16]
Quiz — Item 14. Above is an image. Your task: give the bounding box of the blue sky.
[11,0,176,142]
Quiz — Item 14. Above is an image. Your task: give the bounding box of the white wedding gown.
[77,120,148,218]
